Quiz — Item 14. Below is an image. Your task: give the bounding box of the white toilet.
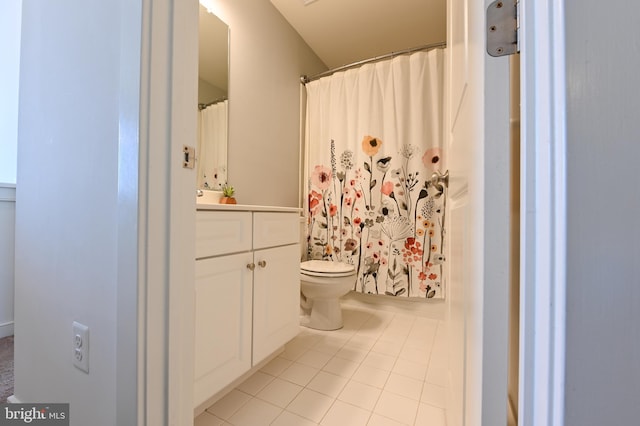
[299,260,357,330]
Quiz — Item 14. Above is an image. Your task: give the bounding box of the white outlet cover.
[72,321,89,373]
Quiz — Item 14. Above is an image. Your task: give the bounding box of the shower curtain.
[197,100,228,190]
[304,48,446,299]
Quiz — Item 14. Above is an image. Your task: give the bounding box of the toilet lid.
[300,260,356,277]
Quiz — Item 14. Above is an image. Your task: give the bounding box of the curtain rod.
[300,42,446,84]
[198,97,228,111]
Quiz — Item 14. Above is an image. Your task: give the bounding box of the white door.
[445,0,511,425]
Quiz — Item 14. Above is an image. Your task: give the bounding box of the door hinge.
[486,0,520,57]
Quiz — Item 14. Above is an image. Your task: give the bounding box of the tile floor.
[195,305,447,426]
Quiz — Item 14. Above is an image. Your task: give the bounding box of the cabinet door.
[194,252,253,407]
[252,244,300,364]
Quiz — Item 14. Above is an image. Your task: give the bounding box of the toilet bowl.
[300,260,357,330]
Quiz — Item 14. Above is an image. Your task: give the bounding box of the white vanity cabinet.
[194,207,300,408]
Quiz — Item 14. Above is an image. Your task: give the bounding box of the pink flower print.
[353,217,362,227]
[312,165,332,190]
[366,242,374,249]
[404,237,416,249]
[355,190,363,200]
[349,179,357,187]
[329,204,337,216]
[422,147,443,173]
[344,197,353,207]
[308,190,323,215]
[428,273,438,280]
[402,238,424,265]
[381,181,394,196]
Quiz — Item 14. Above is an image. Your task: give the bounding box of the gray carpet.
[0,335,14,403]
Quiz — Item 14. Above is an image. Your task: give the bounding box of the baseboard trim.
[0,185,16,202]
[0,321,14,339]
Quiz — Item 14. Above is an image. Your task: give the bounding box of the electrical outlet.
[72,321,89,373]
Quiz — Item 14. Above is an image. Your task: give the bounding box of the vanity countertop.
[196,203,302,214]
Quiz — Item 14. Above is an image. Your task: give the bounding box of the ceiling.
[270,0,446,70]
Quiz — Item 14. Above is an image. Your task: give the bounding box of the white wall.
[0,185,16,339]
[564,1,640,424]
[0,0,22,184]
[13,0,141,424]
[212,0,326,207]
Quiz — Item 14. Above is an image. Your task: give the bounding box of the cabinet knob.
[247,263,256,271]
[258,260,267,268]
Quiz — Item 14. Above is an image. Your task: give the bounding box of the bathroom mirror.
[197,4,229,190]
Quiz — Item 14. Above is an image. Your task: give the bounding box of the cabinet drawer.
[253,212,299,249]
[196,211,252,259]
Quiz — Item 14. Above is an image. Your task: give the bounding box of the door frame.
[518,1,567,425]
[134,0,198,424]
[149,0,569,425]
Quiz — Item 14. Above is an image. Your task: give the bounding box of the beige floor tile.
[374,391,419,425]
[338,380,382,411]
[271,410,319,426]
[322,356,360,378]
[255,377,303,408]
[194,412,229,426]
[205,389,251,420]
[287,389,335,423]
[235,371,274,396]
[307,371,349,398]
[279,362,320,386]
[196,307,447,426]
[415,402,447,426]
[321,400,371,426]
[227,398,282,426]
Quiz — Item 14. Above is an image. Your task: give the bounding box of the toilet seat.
[300,260,355,278]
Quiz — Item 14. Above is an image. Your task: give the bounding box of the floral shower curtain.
[197,100,228,190]
[304,48,446,299]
